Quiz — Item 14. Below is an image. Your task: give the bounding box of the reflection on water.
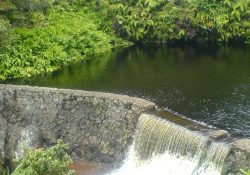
[69,161,104,175]
[4,44,250,136]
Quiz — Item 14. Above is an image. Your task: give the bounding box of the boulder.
[15,125,42,160]
[226,139,250,175]
[209,130,229,141]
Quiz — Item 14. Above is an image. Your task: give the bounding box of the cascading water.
[110,114,230,175]
[193,142,230,175]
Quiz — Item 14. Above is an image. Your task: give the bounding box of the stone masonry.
[0,84,155,171]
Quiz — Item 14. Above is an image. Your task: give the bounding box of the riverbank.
[0,2,131,80]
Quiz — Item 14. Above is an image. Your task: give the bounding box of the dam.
[0,84,249,175]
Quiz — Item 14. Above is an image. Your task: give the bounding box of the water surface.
[4,45,250,136]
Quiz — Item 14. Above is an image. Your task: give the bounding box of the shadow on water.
[3,44,250,137]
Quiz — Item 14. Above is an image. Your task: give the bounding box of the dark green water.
[4,45,250,137]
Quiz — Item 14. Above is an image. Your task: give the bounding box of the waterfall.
[110,114,230,175]
[193,142,230,175]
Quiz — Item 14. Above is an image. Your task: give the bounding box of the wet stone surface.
[209,130,230,141]
[226,139,250,175]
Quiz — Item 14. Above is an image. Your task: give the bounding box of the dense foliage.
[0,0,249,80]
[0,0,129,80]
[0,16,12,46]
[110,0,250,43]
[12,140,75,175]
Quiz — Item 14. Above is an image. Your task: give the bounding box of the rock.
[232,139,250,152]
[0,117,7,161]
[225,139,250,175]
[15,125,42,160]
[209,130,229,140]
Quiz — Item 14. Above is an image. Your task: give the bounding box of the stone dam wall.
[0,84,155,171]
[0,84,249,174]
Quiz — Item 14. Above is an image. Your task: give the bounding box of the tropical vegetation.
[0,0,249,80]
[0,0,130,80]
[112,0,250,43]
[12,140,75,175]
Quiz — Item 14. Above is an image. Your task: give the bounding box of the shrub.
[12,140,75,175]
[0,3,129,80]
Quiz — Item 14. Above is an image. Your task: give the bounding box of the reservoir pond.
[5,45,250,137]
